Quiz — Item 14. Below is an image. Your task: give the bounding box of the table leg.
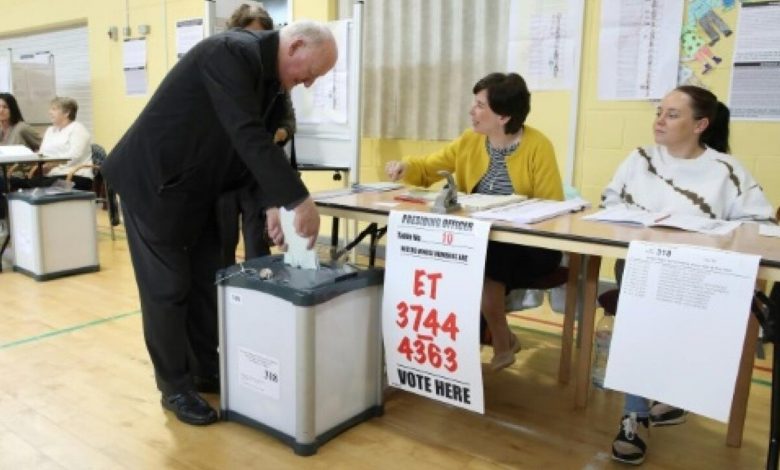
[727,313,759,447]
[330,216,340,260]
[575,255,601,408]
[558,252,582,385]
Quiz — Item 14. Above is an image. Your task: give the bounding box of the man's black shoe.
[193,374,220,394]
[161,390,218,425]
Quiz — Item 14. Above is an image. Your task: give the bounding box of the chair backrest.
[91,143,107,168]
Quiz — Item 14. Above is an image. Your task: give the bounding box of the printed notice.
[729,1,780,120]
[238,347,280,400]
[597,0,684,100]
[605,241,760,422]
[382,211,491,413]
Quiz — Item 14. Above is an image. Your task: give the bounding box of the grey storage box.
[8,188,99,281]
[217,255,384,456]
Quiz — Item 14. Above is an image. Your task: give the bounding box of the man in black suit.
[102,21,337,425]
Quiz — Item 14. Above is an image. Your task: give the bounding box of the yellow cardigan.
[401,126,564,200]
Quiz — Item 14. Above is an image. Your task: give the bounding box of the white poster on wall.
[382,211,491,414]
[597,0,684,100]
[176,18,204,59]
[728,1,780,120]
[506,0,584,91]
[123,38,147,96]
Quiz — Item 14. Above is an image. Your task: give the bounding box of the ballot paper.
[759,224,780,238]
[280,208,319,270]
[583,206,741,236]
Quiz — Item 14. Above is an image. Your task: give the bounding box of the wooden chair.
[481,252,582,384]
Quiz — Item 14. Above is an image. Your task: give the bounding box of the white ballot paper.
[605,241,760,422]
[279,207,319,270]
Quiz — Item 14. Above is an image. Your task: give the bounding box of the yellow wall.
[0,0,334,154]
[575,4,780,208]
[2,0,777,205]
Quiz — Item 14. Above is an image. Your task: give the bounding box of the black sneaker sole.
[611,453,645,465]
[650,415,686,427]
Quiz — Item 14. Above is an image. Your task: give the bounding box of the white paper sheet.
[280,207,319,270]
[759,224,780,238]
[382,211,491,413]
[506,0,584,91]
[729,1,780,120]
[597,0,684,100]
[176,18,204,59]
[605,241,760,422]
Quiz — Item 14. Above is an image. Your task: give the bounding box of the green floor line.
[0,310,140,350]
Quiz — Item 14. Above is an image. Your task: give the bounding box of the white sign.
[605,241,760,422]
[506,0,584,91]
[597,0,684,100]
[176,18,204,59]
[238,347,280,400]
[382,211,491,413]
[729,1,780,120]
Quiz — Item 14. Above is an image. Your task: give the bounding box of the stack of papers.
[351,182,404,192]
[400,189,527,211]
[0,145,35,158]
[582,206,742,236]
[458,193,527,211]
[472,198,591,224]
[312,188,355,200]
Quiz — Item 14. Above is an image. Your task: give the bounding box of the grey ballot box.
[217,255,385,456]
[8,188,99,281]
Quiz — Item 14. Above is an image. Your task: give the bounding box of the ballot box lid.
[216,254,384,306]
[7,188,96,205]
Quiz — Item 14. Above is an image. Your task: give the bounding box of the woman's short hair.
[51,96,78,121]
[227,3,274,30]
[0,92,25,125]
[472,73,531,135]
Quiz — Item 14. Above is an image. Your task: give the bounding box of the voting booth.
[8,188,99,281]
[217,255,384,456]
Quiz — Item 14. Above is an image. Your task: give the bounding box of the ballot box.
[8,188,99,281]
[217,254,384,456]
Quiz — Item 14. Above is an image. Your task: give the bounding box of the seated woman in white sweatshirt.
[13,96,93,191]
[602,85,775,466]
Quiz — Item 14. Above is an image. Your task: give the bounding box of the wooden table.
[315,189,780,447]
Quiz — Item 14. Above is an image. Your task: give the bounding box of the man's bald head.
[277,20,338,91]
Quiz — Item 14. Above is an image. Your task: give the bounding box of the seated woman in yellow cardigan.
[385,72,564,372]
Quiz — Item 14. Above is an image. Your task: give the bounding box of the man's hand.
[265,207,286,250]
[385,160,407,181]
[292,196,320,249]
[273,128,289,144]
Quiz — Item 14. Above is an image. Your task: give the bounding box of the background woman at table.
[0,93,41,150]
[12,96,93,191]
[601,85,775,466]
[1,92,42,229]
[385,72,564,373]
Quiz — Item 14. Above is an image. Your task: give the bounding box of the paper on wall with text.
[597,0,684,100]
[604,241,759,422]
[382,211,491,413]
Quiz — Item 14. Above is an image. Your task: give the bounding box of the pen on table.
[393,195,427,204]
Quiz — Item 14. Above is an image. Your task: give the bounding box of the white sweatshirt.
[601,145,774,222]
[40,120,93,179]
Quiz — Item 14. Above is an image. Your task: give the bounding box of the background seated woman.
[12,96,93,191]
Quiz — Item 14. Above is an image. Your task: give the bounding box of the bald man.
[102,21,337,425]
